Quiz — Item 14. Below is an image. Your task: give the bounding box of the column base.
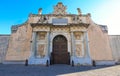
[28,56,50,65]
[71,56,92,66]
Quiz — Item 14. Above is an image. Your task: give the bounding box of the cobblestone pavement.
[0,64,120,76]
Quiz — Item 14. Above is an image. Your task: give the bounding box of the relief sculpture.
[72,16,82,23]
[76,44,82,57]
[53,2,67,15]
[74,32,83,40]
[37,16,48,23]
[37,32,46,40]
[37,44,45,57]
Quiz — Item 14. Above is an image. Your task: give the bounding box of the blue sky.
[0,0,120,35]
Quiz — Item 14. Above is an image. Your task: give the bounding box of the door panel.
[52,35,70,64]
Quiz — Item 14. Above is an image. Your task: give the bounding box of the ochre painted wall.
[88,24,113,60]
[5,24,32,61]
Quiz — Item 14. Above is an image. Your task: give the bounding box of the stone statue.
[37,16,48,23]
[77,8,82,15]
[38,8,42,15]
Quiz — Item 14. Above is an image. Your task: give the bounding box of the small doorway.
[51,35,70,64]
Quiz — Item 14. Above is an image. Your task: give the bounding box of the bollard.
[50,53,53,65]
[46,60,49,67]
[25,59,28,66]
[92,60,96,67]
[72,60,74,67]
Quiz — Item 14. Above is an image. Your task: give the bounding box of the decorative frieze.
[33,26,50,31]
[51,27,69,32]
[37,32,46,40]
[74,32,84,40]
[76,44,83,57]
[70,26,87,32]
[73,32,84,57]
[36,44,45,57]
[35,32,47,58]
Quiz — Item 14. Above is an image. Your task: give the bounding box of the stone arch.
[50,33,71,54]
[51,35,70,64]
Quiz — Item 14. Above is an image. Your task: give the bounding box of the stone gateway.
[1,2,116,65]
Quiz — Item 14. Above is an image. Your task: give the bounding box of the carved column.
[71,32,76,56]
[46,31,50,57]
[68,34,71,55]
[85,31,91,57]
[49,32,52,54]
[31,32,36,57]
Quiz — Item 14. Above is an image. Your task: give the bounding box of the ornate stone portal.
[27,2,92,65]
[26,2,92,65]
[28,24,91,65]
[4,2,115,66]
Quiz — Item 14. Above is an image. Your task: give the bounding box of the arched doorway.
[51,35,70,64]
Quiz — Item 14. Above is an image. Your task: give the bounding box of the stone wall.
[88,24,113,61]
[5,24,32,61]
[0,35,10,63]
[109,35,120,63]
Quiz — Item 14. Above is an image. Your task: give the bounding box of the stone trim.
[30,23,89,28]
[30,14,90,17]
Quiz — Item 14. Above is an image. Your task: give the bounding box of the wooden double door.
[51,35,70,64]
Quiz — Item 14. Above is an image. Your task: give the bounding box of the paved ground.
[0,64,120,76]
